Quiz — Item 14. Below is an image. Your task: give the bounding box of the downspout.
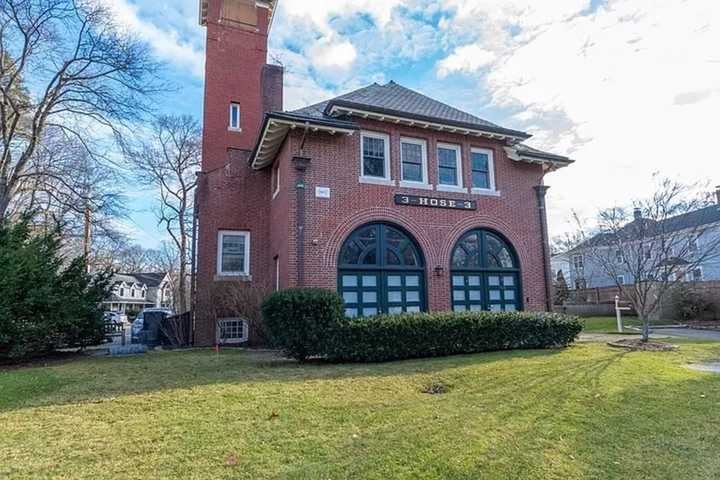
[292,156,311,287]
[189,176,200,345]
[534,185,553,312]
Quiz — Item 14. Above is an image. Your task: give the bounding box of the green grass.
[2,342,720,479]
[582,316,673,334]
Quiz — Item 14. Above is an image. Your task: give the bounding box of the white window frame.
[359,131,393,186]
[229,103,241,131]
[399,137,430,190]
[616,275,625,285]
[272,162,280,199]
[689,266,703,282]
[217,230,251,277]
[572,254,584,270]
[470,147,497,195]
[436,142,466,193]
[216,318,248,344]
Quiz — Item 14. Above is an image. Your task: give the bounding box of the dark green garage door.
[338,223,426,318]
[450,229,522,312]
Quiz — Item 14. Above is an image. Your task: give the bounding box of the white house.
[103,272,173,313]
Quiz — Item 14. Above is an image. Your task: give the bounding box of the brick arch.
[322,208,437,271]
[439,216,533,274]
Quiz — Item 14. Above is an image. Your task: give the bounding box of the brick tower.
[195,0,282,345]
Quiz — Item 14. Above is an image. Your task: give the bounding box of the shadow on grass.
[0,346,569,413]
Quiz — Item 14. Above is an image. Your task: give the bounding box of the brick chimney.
[715,185,720,205]
[633,207,642,221]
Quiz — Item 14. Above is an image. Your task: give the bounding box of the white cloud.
[98,0,204,77]
[437,44,496,77]
[309,37,358,70]
[435,0,720,236]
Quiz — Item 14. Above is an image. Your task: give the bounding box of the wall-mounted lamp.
[434,266,445,276]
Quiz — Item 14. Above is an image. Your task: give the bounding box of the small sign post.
[615,295,631,333]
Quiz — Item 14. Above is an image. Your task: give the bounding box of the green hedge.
[261,288,344,361]
[261,289,582,363]
[323,312,582,362]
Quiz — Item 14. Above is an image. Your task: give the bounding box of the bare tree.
[129,115,201,313]
[0,0,161,218]
[575,178,720,341]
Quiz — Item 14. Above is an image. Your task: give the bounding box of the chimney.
[633,208,642,221]
[715,185,720,205]
[262,64,284,114]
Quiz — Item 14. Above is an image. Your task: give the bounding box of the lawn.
[2,342,720,479]
[582,316,673,334]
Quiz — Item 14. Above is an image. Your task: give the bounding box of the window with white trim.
[572,254,584,271]
[616,275,625,285]
[690,267,703,282]
[471,148,495,191]
[437,143,462,188]
[400,137,428,185]
[216,318,248,344]
[217,230,251,276]
[360,131,391,181]
[229,103,241,131]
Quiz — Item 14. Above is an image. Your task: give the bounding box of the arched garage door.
[450,229,522,312]
[338,223,426,318]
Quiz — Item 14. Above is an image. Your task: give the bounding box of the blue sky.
[108,0,720,247]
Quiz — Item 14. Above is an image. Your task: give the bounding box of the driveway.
[652,328,720,341]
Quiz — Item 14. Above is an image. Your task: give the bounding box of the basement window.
[229,103,241,131]
[217,318,248,344]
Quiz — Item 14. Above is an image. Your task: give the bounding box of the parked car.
[131,308,174,344]
[103,311,128,325]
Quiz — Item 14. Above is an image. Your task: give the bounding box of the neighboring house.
[193,0,574,345]
[103,272,173,313]
[565,199,720,289]
[551,253,574,289]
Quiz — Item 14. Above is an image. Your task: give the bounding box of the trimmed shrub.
[261,288,344,360]
[322,312,582,363]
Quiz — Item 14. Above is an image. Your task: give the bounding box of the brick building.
[194,0,574,345]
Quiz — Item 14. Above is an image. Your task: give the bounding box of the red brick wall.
[195,1,552,345]
[195,1,279,345]
[271,119,550,313]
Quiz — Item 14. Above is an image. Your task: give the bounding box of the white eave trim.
[251,118,356,170]
[199,0,277,26]
[328,105,527,144]
[504,146,572,172]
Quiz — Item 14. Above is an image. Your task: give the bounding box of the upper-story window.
[119,287,125,297]
[217,230,251,276]
[471,148,495,192]
[437,143,463,191]
[572,254,584,271]
[131,287,136,298]
[229,103,241,131]
[400,137,428,187]
[360,131,391,184]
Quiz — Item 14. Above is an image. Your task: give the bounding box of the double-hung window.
[437,143,463,191]
[400,137,429,187]
[217,318,248,344]
[360,132,391,184]
[229,103,241,131]
[217,230,251,276]
[471,148,495,192]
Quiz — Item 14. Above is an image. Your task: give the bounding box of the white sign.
[315,187,331,199]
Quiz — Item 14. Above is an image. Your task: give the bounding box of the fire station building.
[194,0,574,345]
